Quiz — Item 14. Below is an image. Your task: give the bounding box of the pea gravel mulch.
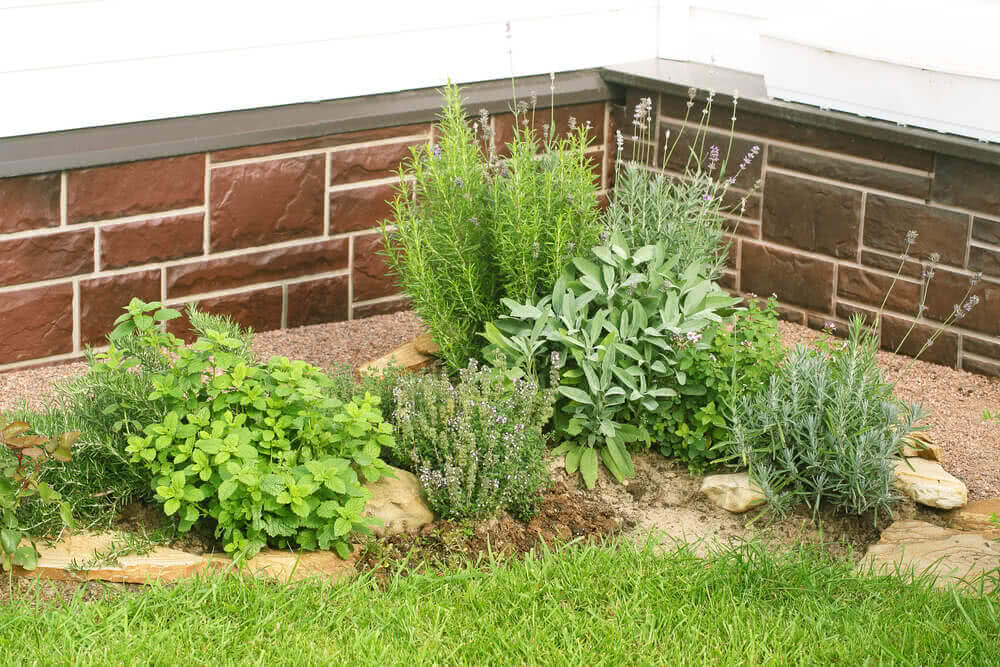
[1,311,998,500]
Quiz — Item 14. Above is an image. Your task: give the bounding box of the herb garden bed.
[2,310,997,595]
[3,85,999,602]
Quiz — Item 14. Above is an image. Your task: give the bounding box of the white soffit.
[759,0,1000,142]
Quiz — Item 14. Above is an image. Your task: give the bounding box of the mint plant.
[484,232,742,486]
[98,299,395,560]
[648,297,784,470]
[1,422,77,572]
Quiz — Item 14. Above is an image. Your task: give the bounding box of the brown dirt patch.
[551,450,953,562]
[357,482,626,581]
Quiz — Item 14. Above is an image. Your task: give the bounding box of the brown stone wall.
[0,102,611,370]
[615,88,1000,376]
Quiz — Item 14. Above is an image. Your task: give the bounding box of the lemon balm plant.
[381,82,601,371]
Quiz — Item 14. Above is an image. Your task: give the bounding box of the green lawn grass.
[2,541,996,665]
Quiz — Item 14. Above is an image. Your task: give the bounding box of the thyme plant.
[391,360,555,520]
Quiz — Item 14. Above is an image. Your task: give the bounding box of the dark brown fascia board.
[602,59,1000,168]
[0,69,617,178]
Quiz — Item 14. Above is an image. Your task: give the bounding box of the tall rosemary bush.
[381,82,601,371]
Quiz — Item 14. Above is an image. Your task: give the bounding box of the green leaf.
[557,386,593,406]
[260,475,284,495]
[592,245,618,267]
[0,528,20,554]
[154,307,182,322]
[334,517,352,537]
[12,545,39,570]
[565,447,582,475]
[164,498,181,516]
[334,541,351,559]
[633,244,657,264]
[580,448,598,489]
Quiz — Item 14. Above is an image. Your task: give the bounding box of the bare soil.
[357,482,625,581]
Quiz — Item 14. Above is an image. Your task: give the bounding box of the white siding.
[1,0,996,140]
[0,1,658,137]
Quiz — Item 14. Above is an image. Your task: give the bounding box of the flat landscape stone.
[861,520,1000,593]
[14,533,359,585]
[359,333,438,377]
[209,548,357,583]
[15,533,208,584]
[700,472,766,513]
[893,458,967,509]
[951,499,1000,539]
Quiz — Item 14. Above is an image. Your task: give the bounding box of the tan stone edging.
[13,533,358,585]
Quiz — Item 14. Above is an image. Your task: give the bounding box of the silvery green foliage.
[724,316,926,522]
[605,162,729,281]
[391,361,555,520]
[483,231,741,488]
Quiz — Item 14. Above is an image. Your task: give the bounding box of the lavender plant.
[391,360,555,520]
[722,316,926,522]
[605,89,761,281]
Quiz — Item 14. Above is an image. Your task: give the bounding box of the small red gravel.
[2,312,998,499]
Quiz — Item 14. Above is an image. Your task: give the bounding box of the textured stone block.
[767,146,930,198]
[962,335,1000,360]
[67,155,204,223]
[352,233,397,301]
[210,155,325,251]
[835,302,878,329]
[924,269,1000,336]
[493,102,606,155]
[0,173,61,233]
[286,274,349,328]
[879,313,959,367]
[969,246,1000,278]
[740,241,834,312]
[352,298,411,319]
[169,287,283,340]
[863,194,969,267]
[659,121,762,190]
[859,249,922,279]
[100,213,204,270]
[166,239,347,298]
[762,172,862,258]
[931,155,1000,215]
[329,183,396,234]
[962,356,1000,377]
[837,265,920,313]
[972,217,1000,245]
[0,284,73,363]
[329,141,419,186]
[659,94,933,170]
[0,229,94,287]
[80,270,161,346]
[210,124,429,162]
